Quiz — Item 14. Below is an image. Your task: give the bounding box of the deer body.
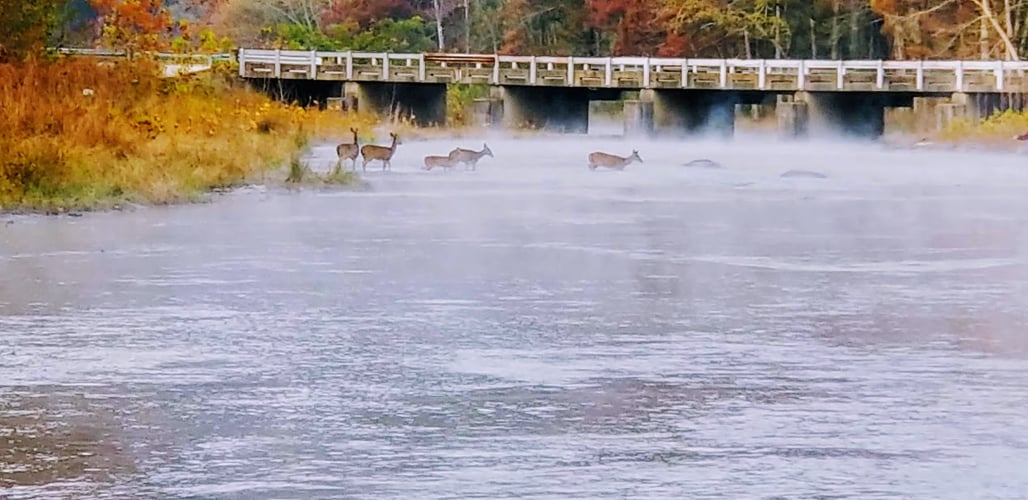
[423,155,456,171]
[588,150,643,171]
[336,128,360,170]
[360,133,399,171]
[448,143,493,170]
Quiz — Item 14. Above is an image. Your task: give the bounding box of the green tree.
[0,0,64,60]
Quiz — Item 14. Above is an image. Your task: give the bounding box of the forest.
[4,0,1028,62]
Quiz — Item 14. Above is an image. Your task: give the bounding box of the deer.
[335,128,360,171]
[448,143,493,171]
[423,154,457,171]
[588,150,643,171]
[360,132,399,172]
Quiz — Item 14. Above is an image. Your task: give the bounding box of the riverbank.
[0,57,377,214]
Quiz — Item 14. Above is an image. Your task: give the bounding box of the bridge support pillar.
[499,86,590,133]
[471,98,503,128]
[637,90,736,138]
[790,91,886,139]
[776,94,809,138]
[623,97,654,137]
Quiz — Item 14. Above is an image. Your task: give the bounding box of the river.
[2,135,1028,499]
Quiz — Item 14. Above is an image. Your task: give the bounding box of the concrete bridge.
[238,48,1028,137]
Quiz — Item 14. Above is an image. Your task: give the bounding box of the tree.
[586,0,666,55]
[498,0,590,55]
[0,0,64,60]
[90,0,173,50]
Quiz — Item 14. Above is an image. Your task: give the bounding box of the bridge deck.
[238,49,1028,93]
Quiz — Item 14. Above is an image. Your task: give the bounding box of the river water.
[3,135,1028,499]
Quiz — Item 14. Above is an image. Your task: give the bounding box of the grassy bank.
[938,110,1028,148]
[0,57,375,213]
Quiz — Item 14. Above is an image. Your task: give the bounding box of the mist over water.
[3,132,1028,498]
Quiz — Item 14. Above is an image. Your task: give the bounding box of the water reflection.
[1,392,135,494]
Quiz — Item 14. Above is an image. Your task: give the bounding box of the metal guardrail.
[53,47,233,63]
[237,48,1028,93]
[52,48,235,78]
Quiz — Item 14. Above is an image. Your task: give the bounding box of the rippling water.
[3,136,1028,498]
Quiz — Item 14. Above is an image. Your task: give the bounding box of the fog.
[3,131,1028,498]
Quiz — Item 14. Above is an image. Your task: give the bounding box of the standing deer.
[448,143,493,171]
[423,154,456,171]
[588,150,643,171]
[336,128,360,171]
[360,132,399,171]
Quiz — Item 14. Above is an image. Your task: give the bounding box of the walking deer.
[360,132,399,171]
[336,128,360,170]
[588,150,643,171]
[423,155,456,171]
[448,143,493,170]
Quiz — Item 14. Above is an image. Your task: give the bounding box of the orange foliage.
[89,0,173,50]
[586,0,666,56]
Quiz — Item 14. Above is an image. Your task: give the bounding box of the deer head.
[630,150,643,163]
[482,143,493,157]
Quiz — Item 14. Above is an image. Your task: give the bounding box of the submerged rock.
[681,159,723,169]
[780,169,828,179]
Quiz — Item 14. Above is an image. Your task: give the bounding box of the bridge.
[55,48,233,78]
[238,48,1028,137]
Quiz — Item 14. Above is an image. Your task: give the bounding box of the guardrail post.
[529,56,537,84]
[419,55,427,81]
[758,59,766,89]
[567,56,574,84]
[492,56,500,84]
[798,60,806,90]
[955,61,964,91]
[643,57,651,87]
[916,60,924,90]
[382,53,389,79]
[836,60,844,89]
[876,60,884,89]
[719,60,727,89]
[605,58,612,87]
[238,48,245,77]
[995,60,1005,91]
[310,50,317,78]
[345,52,353,80]
[681,59,688,88]
[274,49,281,78]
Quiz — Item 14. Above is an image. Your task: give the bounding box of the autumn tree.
[90,0,173,50]
[586,0,666,55]
[499,0,590,54]
[0,0,65,60]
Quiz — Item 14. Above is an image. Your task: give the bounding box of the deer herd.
[335,130,644,173]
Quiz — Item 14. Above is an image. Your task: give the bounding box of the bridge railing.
[238,48,1028,92]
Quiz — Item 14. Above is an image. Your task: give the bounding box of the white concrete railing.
[238,48,1028,92]
[54,48,234,78]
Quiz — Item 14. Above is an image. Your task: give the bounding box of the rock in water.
[682,159,723,169]
[780,169,828,179]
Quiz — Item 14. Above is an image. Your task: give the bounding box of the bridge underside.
[349,82,447,127]
[249,79,340,108]
[250,76,1028,140]
[499,86,623,133]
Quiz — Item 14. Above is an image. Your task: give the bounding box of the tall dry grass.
[939,109,1028,146]
[0,57,376,211]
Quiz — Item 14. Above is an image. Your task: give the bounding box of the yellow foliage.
[940,109,1028,146]
[0,58,375,211]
